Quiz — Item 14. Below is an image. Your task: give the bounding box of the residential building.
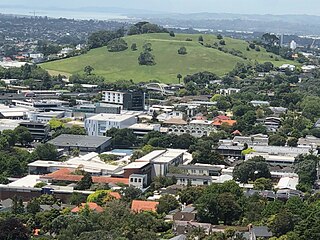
[19,121,50,141]
[219,88,240,96]
[102,90,145,111]
[250,100,270,107]
[129,174,148,189]
[123,161,152,186]
[71,203,104,213]
[177,164,223,176]
[85,113,137,136]
[232,134,269,146]
[131,200,159,212]
[167,173,213,186]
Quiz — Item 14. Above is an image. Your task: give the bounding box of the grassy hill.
[41,33,294,83]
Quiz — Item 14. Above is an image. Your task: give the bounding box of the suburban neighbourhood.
[0,2,320,240]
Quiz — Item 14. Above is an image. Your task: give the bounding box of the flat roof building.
[48,134,112,154]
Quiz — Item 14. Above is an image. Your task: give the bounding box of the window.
[138,178,142,182]
[130,178,133,182]
[199,170,203,174]
[134,178,137,182]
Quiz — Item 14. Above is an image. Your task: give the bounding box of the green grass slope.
[41,33,294,83]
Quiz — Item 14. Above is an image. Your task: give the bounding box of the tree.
[143,43,153,52]
[198,35,204,42]
[0,218,29,240]
[269,134,287,146]
[178,46,187,55]
[169,31,175,37]
[217,193,242,225]
[294,154,319,191]
[87,190,115,206]
[14,126,32,146]
[219,40,226,45]
[121,186,142,202]
[27,198,41,214]
[107,38,128,52]
[233,156,271,183]
[84,65,94,75]
[178,186,204,205]
[69,192,87,205]
[268,210,295,237]
[131,43,137,51]
[287,137,298,147]
[34,143,58,160]
[217,34,223,40]
[253,178,273,190]
[157,194,180,214]
[138,51,156,66]
[177,73,182,84]
[75,172,93,190]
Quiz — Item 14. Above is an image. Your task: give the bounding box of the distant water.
[0,7,131,21]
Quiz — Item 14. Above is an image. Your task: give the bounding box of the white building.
[289,40,297,50]
[128,123,161,137]
[85,113,137,136]
[219,88,241,96]
[29,53,44,59]
[279,64,295,71]
[103,91,124,105]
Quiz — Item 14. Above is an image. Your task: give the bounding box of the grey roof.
[178,164,222,171]
[169,234,187,240]
[169,235,187,240]
[48,134,112,148]
[252,226,273,237]
[0,199,13,209]
[167,173,212,180]
[217,145,243,151]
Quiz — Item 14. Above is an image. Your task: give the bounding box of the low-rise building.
[48,134,112,154]
[19,121,50,141]
[85,113,137,136]
[102,90,145,111]
[128,123,161,137]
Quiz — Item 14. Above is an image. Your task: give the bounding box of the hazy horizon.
[1,0,320,16]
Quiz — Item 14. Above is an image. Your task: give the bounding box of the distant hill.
[41,33,294,83]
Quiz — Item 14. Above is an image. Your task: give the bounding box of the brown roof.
[131,200,159,212]
[163,118,188,125]
[42,168,129,185]
[71,202,104,213]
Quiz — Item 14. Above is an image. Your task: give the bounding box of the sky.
[1,0,320,15]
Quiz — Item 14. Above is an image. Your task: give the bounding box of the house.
[173,206,197,221]
[177,164,223,177]
[173,221,212,236]
[250,100,270,107]
[71,203,104,213]
[276,176,299,190]
[131,200,158,212]
[242,225,273,240]
[102,90,145,111]
[218,88,240,96]
[85,113,137,136]
[233,134,269,146]
[123,161,152,187]
[212,116,237,128]
[279,64,295,71]
[268,107,287,117]
[167,173,213,186]
[48,134,112,154]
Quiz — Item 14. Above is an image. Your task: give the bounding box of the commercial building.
[85,113,137,137]
[48,134,112,153]
[73,103,121,115]
[19,121,50,141]
[28,152,122,176]
[102,90,145,111]
[128,123,161,137]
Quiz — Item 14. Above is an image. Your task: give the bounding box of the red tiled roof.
[131,200,159,212]
[71,202,104,213]
[42,168,129,185]
[109,191,121,199]
[214,115,231,121]
[213,119,237,126]
[232,130,242,135]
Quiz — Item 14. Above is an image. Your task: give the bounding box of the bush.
[219,40,226,45]
[178,46,187,55]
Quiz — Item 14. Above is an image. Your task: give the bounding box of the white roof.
[8,175,41,188]
[123,161,150,169]
[137,150,166,162]
[276,176,299,190]
[190,120,213,125]
[128,123,160,131]
[86,113,136,121]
